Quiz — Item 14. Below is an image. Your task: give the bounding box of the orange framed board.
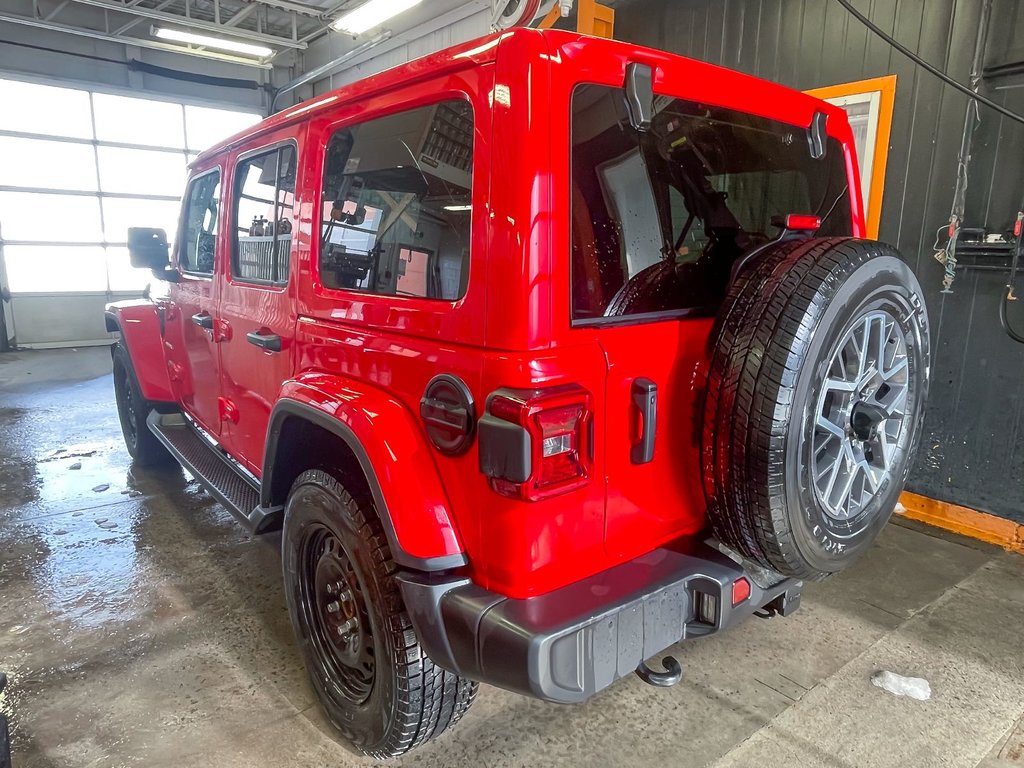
[806,75,897,240]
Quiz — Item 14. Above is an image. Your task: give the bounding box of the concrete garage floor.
[1,348,1023,768]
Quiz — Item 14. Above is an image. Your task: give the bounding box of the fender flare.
[105,300,175,403]
[263,387,468,573]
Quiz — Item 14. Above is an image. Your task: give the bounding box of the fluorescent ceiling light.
[153,27,273,58]
[444,204,472,212]
[332,0,424,34]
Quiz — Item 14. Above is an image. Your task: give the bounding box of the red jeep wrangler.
[107,28,929,759]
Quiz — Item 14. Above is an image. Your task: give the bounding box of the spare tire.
[702,237,929,580]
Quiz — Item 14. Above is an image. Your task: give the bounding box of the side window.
[319,99,473,300]
[179,170,220,275]
[233,144,296,284]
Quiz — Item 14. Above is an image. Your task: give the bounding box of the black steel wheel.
[282,469,477,759]
[297,523,375,705]
[703,238,930,580]
[111,343,173,467]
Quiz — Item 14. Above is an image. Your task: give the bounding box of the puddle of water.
[28,508,147,630]
[20,442,126,511]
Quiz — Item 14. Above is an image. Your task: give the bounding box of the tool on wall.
[491,0,574,30]
[491,0,547,29]
[933,0,992,295]
[1000,206,1024,344]
[834,0,1024,344]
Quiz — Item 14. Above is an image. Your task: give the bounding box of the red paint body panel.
[217,123,307,473]
[111,28,866,599]
[277,372,464,561]
[105,299,175,402]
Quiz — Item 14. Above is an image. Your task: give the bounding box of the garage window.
[0,76,260,295]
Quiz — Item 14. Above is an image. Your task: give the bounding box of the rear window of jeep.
[319,99,473,301]
[570,84,852,324]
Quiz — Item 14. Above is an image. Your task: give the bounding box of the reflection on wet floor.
[0,351,315,766]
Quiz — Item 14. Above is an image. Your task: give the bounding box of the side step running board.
[146,411,282,533]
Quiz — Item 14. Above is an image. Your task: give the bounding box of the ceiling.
[0,0,370,68]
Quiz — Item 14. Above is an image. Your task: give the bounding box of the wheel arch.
[263,392,468,573]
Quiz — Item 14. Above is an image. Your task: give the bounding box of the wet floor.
[1,347,1023,768]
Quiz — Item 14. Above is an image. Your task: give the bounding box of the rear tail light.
[479,384,591,501]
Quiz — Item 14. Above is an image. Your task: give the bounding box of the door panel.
[218,138,300,473]
[598,320,711,560]
[168,278,221,432]
[218,285,294,473]
[165,168,222,434]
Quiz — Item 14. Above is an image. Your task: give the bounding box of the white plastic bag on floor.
[871,670,931,701]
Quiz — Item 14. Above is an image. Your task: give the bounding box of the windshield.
[570,84,852,323]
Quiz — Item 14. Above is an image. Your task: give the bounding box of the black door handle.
[246,331,282,352]
[191,312,213,330]
[631,378,657,464]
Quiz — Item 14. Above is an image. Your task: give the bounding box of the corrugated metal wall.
[614,0,1024,522]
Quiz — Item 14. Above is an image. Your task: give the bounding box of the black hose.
[999,293,1024,344]
[832,0,1024,127]
[1001,210,1024,343]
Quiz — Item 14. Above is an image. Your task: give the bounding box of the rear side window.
[233,144,296,284]
[179,170,220,275]
[319,99,473,301]
[571,84,852,324]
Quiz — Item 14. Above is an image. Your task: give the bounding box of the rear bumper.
[398,540,802,704]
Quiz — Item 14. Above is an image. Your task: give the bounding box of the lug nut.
[326,601,340,613]
[337,618,357,636]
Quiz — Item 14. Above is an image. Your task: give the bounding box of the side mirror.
[128,227,178,283]
[128,227,170,270]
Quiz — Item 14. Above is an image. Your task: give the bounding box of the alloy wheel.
[810,309,911,523]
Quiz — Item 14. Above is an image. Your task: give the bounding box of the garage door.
[0,77,260,348]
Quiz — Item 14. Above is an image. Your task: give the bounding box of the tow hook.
[635,655,682,688]
[0,672,11,768]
